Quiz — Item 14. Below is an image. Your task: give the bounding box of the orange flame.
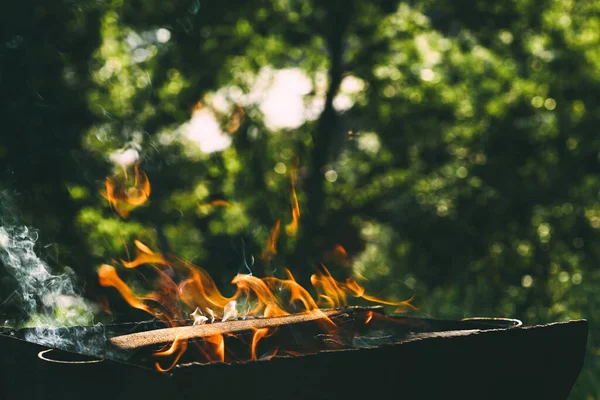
[205,333,225,363]
[209,199,230,207]
[311,265,417,311]
[102,163,151,218]
[154,335,188,372]
[263,269,319,312]
[99,158,415,371]
[98,264,153,315]
[121,240,168,268]
[251,328,271,360]
[261,219,281,262]
[333,244,347,258]
[285,160,300,236]
[327,244,351,267]
[100,243,413,370]
[310,265,347,308]
[197,199,230,211]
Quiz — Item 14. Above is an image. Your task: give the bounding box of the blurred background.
[0,0,598,397]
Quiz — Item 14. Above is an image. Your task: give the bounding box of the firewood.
[109,306,381,351]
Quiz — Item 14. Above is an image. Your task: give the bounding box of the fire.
[261,219,281,262]
[98,163,414,371]
[102,163,151,218]
[204,333,225,363]
[98,264,154,316]
[285,159,300,236]
[312,265,417,312]
[251,328,271,360]
[327,244,350,267]
[209,199,230,207]
[154,335,188,372]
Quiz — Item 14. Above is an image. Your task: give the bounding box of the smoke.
[0,190,102,354]
[0,225,95,327]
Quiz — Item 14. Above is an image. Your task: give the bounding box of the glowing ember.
[98,163,414,371]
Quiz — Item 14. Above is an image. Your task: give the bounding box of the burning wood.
[108,307,383,369]
[110,309,343,350]
[98,164,416,371]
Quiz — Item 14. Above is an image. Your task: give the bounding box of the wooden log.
[109,307,380,351]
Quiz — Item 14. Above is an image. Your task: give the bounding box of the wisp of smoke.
[0,190,104,355]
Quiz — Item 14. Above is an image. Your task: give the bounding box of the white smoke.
[0,224,101,353]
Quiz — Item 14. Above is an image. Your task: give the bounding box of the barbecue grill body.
[0,318,587,400]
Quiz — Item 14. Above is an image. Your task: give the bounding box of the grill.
[0,307,587,400]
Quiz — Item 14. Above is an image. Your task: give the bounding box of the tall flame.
[285,159,300,236]
[261,219,281,262]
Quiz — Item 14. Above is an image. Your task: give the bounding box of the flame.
[333,244,347,258]
[344,278,417,311]
[102,163,151,218]
[198,199,230,212]
[311,265,347,308]
[204,333,225,363]
[251,328,271,360]
[98,263,185,325]
[311,265,417,311]
[209,199,230,207]
[121,240,168,268]
[285,160,300,236]
[179,262,235,314]
[327,244,351,267]
[263,269,319,312]
[100,243,412,369]
[154,335,188,372]
[99,159,415,371]
[261,219,281,262]
[98,264,153,315]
